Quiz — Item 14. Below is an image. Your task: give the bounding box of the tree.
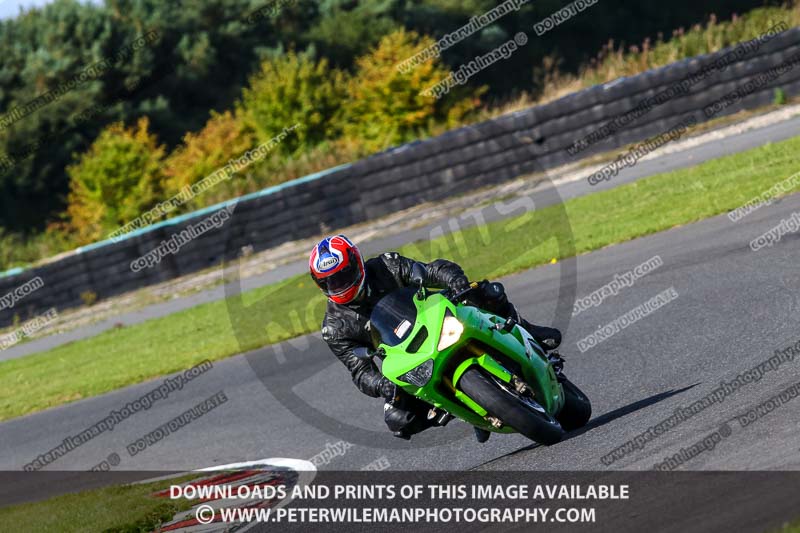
[238,51,347,154]
[305,0,401,66]
[163,109,255,210]
[65,117,166,243]
[0,0,781,232]
[343,29,484,152]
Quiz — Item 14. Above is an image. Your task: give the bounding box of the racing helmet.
[309,235,365,304]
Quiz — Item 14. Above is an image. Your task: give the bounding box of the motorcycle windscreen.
[369,287,419,347]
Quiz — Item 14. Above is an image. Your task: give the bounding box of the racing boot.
[518,318,562,351]
[384,394,436,440]
[384,402,416,440]
[476,280,561,351]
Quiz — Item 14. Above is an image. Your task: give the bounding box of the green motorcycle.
[354,265,591,445]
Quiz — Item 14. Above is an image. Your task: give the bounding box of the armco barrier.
[1,26,799,327]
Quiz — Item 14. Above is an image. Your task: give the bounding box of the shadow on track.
[472,383,699,469]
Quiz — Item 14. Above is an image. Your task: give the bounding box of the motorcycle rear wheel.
[459,368,563,445]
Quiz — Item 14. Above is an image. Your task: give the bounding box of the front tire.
[557,378,592,431]
[458,368,563,445]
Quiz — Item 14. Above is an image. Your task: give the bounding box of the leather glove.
[380,378,399,402]
[449,275,471,294]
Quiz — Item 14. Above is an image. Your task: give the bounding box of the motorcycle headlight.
[398,359,434,387]
[437,311,464,351]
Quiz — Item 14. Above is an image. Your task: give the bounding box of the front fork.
[548,350,566,381]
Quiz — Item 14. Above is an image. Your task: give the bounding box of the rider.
[310,235,562,441]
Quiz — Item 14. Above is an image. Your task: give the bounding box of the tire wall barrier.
[1,27,799,327]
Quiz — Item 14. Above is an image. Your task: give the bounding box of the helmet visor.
[313,260,362,296]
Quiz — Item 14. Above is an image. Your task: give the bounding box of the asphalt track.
[4,113,800,362]
[3,176,800,483]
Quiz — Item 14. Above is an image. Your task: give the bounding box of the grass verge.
[1,135,799,421]
[0,475,198,533]
[777,521,800,533]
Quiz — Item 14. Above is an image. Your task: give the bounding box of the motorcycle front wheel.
[557,377,592,431]
[458,368,564,445]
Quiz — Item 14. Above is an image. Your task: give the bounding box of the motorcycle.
[354,264,591,445]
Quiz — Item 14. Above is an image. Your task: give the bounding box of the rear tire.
[557,378,592,431]
[458,368,563,445]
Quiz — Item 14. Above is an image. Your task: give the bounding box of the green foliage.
[0,0,796,270]
[306,0,401,65]
[0,0,278,231]
[0,0,115,231]
[163,110,255,210]
[0,226,75,271]
[238,51,348,154]
[774,87,787,106]
[576,6,800,88]
[65,117,166,244]
[343,29,484,152]
[80,290,98,307]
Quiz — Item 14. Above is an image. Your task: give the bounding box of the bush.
[250,137,369,190]
[238,52,348,155]
[0,224,75,271]
[80,290,98,306]
[576,6,800,88]
[774,87,787,106]
[65,118,166,244]
[343,29,484,152]
[163,110,255,212]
